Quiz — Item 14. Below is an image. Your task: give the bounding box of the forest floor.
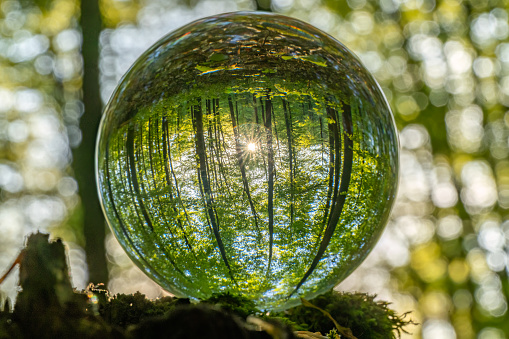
[0,233,415,338]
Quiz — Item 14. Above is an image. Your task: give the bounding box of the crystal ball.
[96,12,398,310]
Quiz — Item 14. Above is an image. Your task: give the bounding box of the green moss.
[270,290,416,339]
[95,290,190,327]
[0,233,415,338]
[201,292,259,319]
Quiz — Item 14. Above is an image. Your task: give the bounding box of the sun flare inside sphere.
[247,143,256,152]
[95,12,399,310]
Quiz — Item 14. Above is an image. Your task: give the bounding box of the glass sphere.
[96,11,398,310]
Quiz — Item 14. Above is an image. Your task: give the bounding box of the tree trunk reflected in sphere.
[96,12,398,310]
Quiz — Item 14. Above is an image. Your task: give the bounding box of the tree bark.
[74,0,108,285]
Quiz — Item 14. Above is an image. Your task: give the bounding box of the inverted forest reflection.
[96,12,398,310]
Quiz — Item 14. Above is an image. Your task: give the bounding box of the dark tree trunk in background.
[73,0,108,285]
[255,0,272,11]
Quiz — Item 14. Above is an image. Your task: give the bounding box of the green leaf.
[209,53,229,62]
[299,55,327,67]
[281,55,327,67]
[195,65,215,72]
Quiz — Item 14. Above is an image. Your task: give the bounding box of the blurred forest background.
[0,0,508,337]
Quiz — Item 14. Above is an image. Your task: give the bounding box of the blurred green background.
[1,0,509,337]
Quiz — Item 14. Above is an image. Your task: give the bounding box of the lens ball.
[96,12,398,310]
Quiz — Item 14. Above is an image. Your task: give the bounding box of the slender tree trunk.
[228,96,260,231]
[253,94,259,125]
[317,114,335,242]
[329,107,342,210]
[212,100,229,192]
[289,103,354,298]
[264,94,275,272]
[74,0,108,285]
[212,100,232,197]
[161,118,195,254]
[126,125,154,231]
[104,146,146,271]
[282,99,294,227]
[149,119,177,240]
[192,101,235,282]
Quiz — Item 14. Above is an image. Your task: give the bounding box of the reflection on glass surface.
[96,12,398,310]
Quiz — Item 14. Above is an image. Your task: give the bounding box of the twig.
[0,251,23,285]
[301,298,358,339]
